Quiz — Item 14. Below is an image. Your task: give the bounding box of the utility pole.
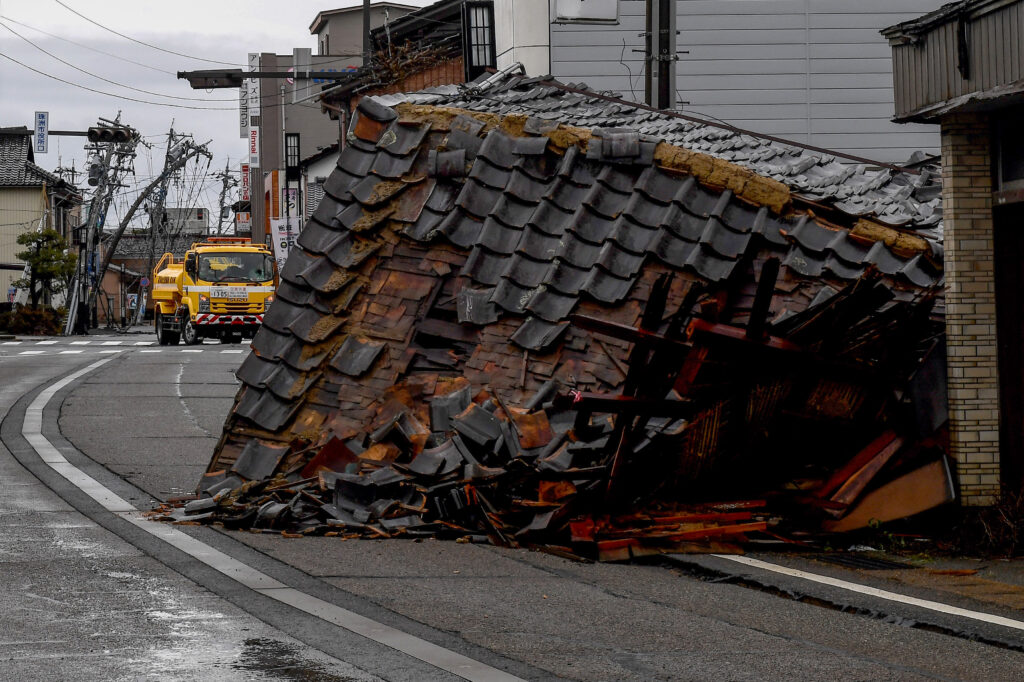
[90,135,211,324]
[363,0,372,65]
[211,160,238,236]
[643,0,679,110]
[67,117,139,335]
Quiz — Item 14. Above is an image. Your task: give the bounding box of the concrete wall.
[495,0,551,76]
[941,112,1001,505]
[316,5,417,64]
[546,0,946,162]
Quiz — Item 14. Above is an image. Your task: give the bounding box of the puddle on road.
[104,572,376,681]
[229,638,369,681]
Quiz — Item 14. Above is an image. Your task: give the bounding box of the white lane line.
[221,350,244,354]
[70,341,91,345]
[24,361,523,682]
[180,349,203,353]
[1,341,21,345]
[59,350,84,355]
[19,351,45,355]
[713,554,1024,633]
[139,349,163,353]
[101,341,123,346]
[133,341,154,346]
[99,350,124,354]
[36,340,58,345]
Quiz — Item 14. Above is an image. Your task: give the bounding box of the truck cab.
[151,237,276,345]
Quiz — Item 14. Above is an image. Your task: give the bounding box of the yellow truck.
[151,237,276,345]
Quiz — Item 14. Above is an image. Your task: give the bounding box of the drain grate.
[816,553,911,570]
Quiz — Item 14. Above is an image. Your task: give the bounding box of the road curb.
[661,552,1024,653]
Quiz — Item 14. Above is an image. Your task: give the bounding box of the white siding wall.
[0,187,46,295]
[549,0,947,162]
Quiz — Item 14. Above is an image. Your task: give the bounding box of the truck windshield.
[198,252,274,283]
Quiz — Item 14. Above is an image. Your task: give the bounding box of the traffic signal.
[87,126,132,143]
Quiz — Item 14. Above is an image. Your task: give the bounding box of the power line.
[0,50,234,109]
[0,14,177,75]
[53,0,241,67]
[0,20,241,102]
[1,49,342,113]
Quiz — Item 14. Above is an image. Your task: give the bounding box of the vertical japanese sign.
[240,163,250,202]
[283,187,298,218]
[247,52,261,165]
[33,111,48,154]
[238,84,248,138]
[269,217,298,272]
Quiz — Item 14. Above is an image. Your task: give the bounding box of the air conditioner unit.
[554,0,619,24]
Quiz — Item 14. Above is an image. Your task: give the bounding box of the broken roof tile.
[510,316,570,351]
[231,439,290,481]
[457,287,501,325]
[331,335,387,376]
[428,149,467,178]
[378,121,430,156]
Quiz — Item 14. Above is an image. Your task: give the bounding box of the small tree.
[13,228,77,309]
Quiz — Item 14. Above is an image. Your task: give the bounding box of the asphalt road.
[3,332,1024,681]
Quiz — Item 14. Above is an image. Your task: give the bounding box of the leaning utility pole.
[145,125,177,283]
[212,159,237,236]
[67,117,139,335]
[90,136,211,319]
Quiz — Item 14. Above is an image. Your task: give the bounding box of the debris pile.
[165,267,951,559]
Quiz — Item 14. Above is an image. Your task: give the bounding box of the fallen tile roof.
[207,96,943,475]
[364,72,943,239]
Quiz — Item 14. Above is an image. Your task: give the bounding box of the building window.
[462,2,495,81]
[285,133,300,180]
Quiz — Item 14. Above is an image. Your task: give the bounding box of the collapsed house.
[181,74,950,558]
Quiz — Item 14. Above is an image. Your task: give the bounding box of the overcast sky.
[0,0,429,224]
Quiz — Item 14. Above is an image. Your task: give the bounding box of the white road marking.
[713,554,1024,632]
[36,340,58,345]
[23,361,525,682]
[70,341,91,345]
[133,341,154,346]
[220,350,244,354]
[180,349,203,353]
[19,351,45,355]
[99,350,124,354]
[101,341,123,346]
[1,341,21,345]
[139,350,162,353]
[59,350,84,355]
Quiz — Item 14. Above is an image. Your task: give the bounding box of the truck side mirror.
[185,254,197,280]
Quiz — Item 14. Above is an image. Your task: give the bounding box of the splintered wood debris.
[156,265,952,561]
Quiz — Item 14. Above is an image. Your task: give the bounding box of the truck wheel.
[182,319,201,345]
[156,311,179,346]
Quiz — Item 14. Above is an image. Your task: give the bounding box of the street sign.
[238,84,248,139]
[140,277,151,288]
[240,163,250,201]
[247,53,261,165]
[33,111,48,154]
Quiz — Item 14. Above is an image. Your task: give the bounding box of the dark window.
[462,2,495,81]
[285,133,300,180]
